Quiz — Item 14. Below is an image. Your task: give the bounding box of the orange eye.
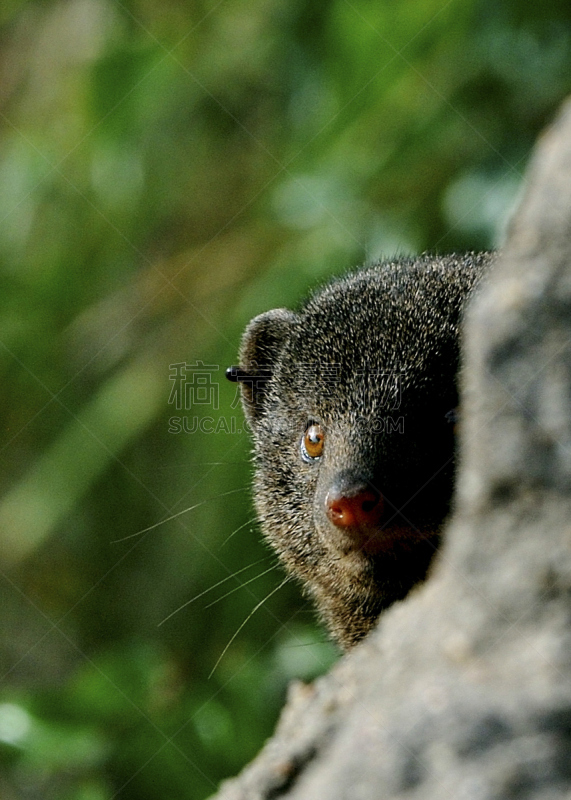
[301,423,325,461]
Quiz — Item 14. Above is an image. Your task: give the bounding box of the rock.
[210,96,571,800]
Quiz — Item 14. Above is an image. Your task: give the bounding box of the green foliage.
[0,0,570,797]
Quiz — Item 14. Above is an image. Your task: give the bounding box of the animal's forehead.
[272,355,432,424]
[276,324,457,420]
[277,357,407,393]
[284,306,437,377]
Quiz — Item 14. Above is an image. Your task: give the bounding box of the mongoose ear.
[233,308,297,425]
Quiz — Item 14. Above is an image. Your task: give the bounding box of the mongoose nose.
[325,486,384,529]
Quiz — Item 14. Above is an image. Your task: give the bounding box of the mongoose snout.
[324,482,384,531]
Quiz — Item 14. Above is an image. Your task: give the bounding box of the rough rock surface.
[210,97,571,800]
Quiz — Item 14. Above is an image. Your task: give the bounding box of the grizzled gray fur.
[229,252,494,648]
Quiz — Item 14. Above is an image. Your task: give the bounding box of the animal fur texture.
[228,253,494,648]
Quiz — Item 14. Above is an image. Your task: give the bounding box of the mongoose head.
[228,253,492,648]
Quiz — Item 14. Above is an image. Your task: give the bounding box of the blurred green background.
[0,0,569,797]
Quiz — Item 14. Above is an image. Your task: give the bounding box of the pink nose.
[325,488,384,529]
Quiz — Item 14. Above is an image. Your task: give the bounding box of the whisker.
[218,516,257,550]
[111,487,247,543]
[208,576,291,679]
[203,564,279,609]
[157,555,270,627]
[283,638,332,648]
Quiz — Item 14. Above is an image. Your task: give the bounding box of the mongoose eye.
[301,423,325,462]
